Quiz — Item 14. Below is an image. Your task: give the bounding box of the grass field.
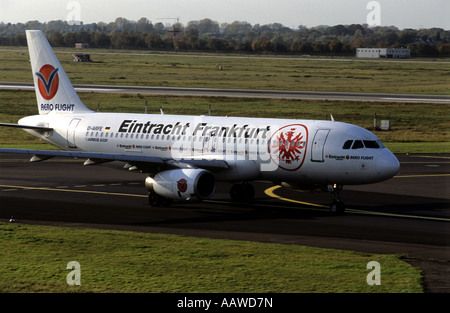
[1,90,448,152]
[1,48,450,94]
[0,222,423,293]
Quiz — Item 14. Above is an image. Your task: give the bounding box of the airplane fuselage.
[19,112,399,186]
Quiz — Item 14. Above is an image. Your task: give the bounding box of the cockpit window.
[342,140,353,149]
[352,140,364,149]
[343,139,384,150]
[363,140,380,148]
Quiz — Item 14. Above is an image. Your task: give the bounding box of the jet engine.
[145,169,216,203]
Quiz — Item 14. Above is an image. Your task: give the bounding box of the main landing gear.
[328,184,345,215]
[148,191,172,207]
[230,182,255,203]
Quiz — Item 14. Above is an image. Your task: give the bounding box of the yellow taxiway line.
[1,183,448,222]
[0,184,147,198]
[264,185,450,222]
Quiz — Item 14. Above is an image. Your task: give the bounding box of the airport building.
[356,48,411,58]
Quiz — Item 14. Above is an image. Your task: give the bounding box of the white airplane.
[0,30,400,214]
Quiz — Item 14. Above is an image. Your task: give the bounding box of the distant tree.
[152,22,166,36]
[198,18,219,36]
[63,32,78,47]
[326,25,350,36]
[136,17,153,33]
[376,28,399,47]
[437,43,450,56]
[398,29,418,45]
[0,18,449,57]
[92,32,111,47]
[144,32,162,49]
[329,39,343,53]
[312,42,328,54]
[206,38,230,51]
[13,34,26,46]
[49,31,64,46]
[409,42,438,57]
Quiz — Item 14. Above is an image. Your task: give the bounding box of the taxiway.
[1,81,450,103]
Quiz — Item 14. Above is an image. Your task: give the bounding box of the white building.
[356,48,410,58]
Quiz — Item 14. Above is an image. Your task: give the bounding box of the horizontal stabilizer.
[0,123,53,131]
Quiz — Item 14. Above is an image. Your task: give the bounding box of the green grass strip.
[0,222,422,293]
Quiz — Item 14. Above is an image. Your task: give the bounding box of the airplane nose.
[376,151,400,180]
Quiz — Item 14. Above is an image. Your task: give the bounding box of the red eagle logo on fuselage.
[268,124,308,171]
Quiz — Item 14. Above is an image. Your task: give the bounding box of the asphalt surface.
[1,81,450,103]
[0,153,449,292]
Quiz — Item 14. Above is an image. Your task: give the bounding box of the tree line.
[1,18,449,57]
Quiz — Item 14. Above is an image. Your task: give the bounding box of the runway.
[1,81,450,103]
[0,153,449,292]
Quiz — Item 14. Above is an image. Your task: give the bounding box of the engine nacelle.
[145,169,216,201]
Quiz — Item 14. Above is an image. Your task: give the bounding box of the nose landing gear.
[328,184,345,214]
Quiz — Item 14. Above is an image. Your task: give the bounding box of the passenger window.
[363,140,380,148]
[343,140,353,149]
[352,140,364,149]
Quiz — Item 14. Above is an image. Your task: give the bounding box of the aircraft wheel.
[242,183,255,202]
[230,183,255,202]
[330,200,345,215]
[148,192,164,207]
[230,184,244,202]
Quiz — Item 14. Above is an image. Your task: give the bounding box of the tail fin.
[26,30,92,115]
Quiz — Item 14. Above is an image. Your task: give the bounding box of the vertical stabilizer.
[26,30,92,115]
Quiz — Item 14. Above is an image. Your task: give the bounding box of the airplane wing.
[0,148,229,171]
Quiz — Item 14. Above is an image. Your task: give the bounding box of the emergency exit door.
[311,129,330,162]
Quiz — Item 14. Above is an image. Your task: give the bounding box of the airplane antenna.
[208,104,211,116]
[330,114,335,122]
[160,106,164,115]
[145,100,148,114]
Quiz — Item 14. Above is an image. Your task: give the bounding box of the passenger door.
[67,118,81,149]
[311,129,330,162]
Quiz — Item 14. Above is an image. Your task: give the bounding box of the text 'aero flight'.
[0,30,399,214]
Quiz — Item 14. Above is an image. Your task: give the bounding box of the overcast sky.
[1,0,449,29]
